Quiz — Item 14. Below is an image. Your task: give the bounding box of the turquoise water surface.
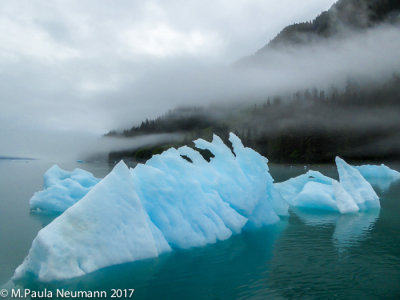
[1,160,399,299]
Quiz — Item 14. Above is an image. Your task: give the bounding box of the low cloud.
[3,0,399,158]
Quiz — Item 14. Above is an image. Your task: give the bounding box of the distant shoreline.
[0,156,36,161]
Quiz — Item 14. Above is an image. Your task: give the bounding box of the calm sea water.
[1,159,400,299]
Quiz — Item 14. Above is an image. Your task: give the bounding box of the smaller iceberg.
[275,157,380,214]
[279,158,382,251]
[30,165,100,213]
[355,164,400,181]
[354,163,400,191]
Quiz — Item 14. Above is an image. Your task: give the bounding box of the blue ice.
[14,133,287,281]
[354,163,400,191]
[276,157,380,213]
[30,165,100,213]
[15,133,396,281]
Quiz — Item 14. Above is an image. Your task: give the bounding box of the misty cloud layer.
[1,0,399,158]
[1,131,184,161]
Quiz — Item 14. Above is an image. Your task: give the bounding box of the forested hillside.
[107,75,400,163]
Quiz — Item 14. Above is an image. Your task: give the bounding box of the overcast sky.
[0,0,336,142]
[5,0,400,159]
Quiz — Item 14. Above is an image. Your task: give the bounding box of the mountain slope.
[256,0,400,53]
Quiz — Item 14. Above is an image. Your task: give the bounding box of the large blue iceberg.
[14,133,398,281]
[14,133,287,281]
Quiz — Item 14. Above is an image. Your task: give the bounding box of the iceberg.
[275,170,334,207]
[34,158,395,217]
[14,162,170,281]
[355,163,400,181]
[354,163,400,191]
[30,165,100,213]
[281,158,382,251]
[335,157,380,210]
[275,157,379,213]
[15,131,390,281]
[14,133,287,281]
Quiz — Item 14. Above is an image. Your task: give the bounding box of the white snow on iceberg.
[30,165,100,213]
[14,133,287,281]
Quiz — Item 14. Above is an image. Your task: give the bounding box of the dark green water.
[1,160,400,299]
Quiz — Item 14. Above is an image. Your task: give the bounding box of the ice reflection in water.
[333,211,380,251]
[292,208,380,251]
